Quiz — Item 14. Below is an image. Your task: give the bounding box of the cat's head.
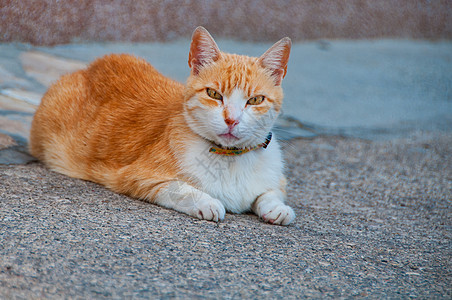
[184,26,291,149]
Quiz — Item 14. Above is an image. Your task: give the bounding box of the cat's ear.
[188,26,221,75]
[258,37,291,86]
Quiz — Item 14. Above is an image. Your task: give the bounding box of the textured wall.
[1,0,451,45]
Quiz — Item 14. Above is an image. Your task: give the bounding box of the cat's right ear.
[258,37,291,86]
[188,26,221,75]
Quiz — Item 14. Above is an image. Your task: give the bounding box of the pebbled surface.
[1,132,450,298]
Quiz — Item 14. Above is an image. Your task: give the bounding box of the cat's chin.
[217,133,241,148]
[212,132,270,149]
[218,133,239,141]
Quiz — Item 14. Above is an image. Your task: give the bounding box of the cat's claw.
[261,204,295,226]
[194,197,225,222]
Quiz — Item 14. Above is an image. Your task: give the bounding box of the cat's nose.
[225,117,239,129]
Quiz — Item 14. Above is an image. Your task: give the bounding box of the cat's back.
[30,54,184,178]
[33,53,183,124]
[85,54,183,108]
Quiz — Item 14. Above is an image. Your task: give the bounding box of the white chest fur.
[179,135,284,213]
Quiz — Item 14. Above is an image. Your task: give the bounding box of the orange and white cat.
[30,26,295,225]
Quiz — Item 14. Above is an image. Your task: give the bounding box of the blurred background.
[1,0,451,45]
[0,0,451,156]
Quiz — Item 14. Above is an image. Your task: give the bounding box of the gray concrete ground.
[1,133,451,298]
[0,40,451,298]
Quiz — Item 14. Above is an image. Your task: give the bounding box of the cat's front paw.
[193,196,226,222]
[260,202,295,226]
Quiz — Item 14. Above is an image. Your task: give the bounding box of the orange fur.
[29,27,293,224]
[30,54,189,200]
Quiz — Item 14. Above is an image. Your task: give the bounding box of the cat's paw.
[260,202,295,226]
[193,196,226,222]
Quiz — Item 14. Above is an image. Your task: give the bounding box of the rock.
[0,132,16,150]
[0,65,35,90]
[0,95,36,164]
[0,88,42,106]
[0,94,36,113]
[0,146,36,165]
[20,51,87,88]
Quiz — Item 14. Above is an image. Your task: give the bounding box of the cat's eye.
[206,88,223,101]
[247,95,265,105]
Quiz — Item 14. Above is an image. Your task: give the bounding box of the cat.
[29,26,295,225]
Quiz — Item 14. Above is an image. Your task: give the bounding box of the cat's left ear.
[188,26,221,75]
[258,37,291,86]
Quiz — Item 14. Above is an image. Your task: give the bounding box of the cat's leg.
[252,190,295,226]
[153,180,226,222]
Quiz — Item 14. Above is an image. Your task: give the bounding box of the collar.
[209,132,272,156]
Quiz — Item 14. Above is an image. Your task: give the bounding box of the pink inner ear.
[272,69,285,86]
[259,37,291,85]
[188,27,221,74]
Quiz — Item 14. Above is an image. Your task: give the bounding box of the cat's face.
[184,27,291,148]
[184,54,284,148]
